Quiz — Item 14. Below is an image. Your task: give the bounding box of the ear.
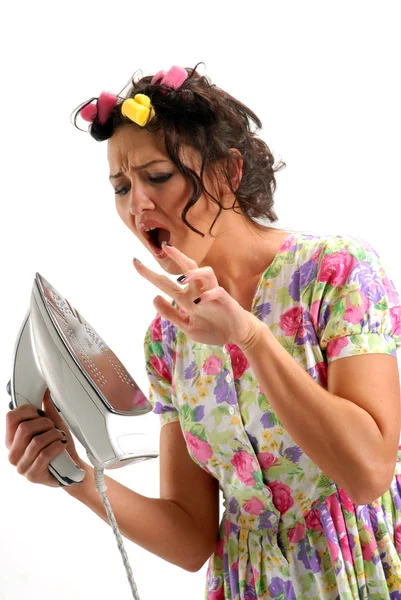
[227,148,243,191]
[217,149,243,199]
[203,149,243,207]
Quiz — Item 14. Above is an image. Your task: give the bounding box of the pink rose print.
[318,249,358,287]
[243,497,265,516]
[314,361,327,388]
[310,300,320,329]
[224,344,250,379]
[209,588,224,600]
[279,307,303,336]
[231,450,258,486]
[327,538,340,562]
[288,521,306,542]
[304,508,323,532]
[338,488,355,513]
[395,523,401,553]
[344,290,369,324]
[184,432,213,464]
[257,452,278,471]
[203,354,223,375]
[268,480,294,515]
[150,315,162,342]
[390,306,401,336]
[327,337,349,360]
[149,355,171,383]
[214,538,224,558]
[383,275,400,304]
[360,528,377,562]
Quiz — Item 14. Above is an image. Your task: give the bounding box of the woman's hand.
[133,242,261,348]
[6,389,83,488]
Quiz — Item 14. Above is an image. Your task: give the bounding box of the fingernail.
[193,297,201,304]
[133,257,142,264]
[37,409,46,417]
[177,275,186,283]
[8,401,13,410]
[61,439,68,444]
[162,241,173,247]
[61,431,66,436]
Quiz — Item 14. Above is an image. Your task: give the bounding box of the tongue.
[157,228,171,246]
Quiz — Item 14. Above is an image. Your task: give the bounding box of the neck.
[200,213,288,298]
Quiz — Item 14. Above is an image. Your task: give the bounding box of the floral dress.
[143,231,401,600]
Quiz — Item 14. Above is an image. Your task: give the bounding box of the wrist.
[234,313,264,351]
[63,461,93,498]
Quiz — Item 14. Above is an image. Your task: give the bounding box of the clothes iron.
[6,273,159,598]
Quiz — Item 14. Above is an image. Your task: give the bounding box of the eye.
[149,174,173,184]
[114,186,130,196]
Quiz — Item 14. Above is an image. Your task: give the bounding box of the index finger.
[161,241,198,272]
[5,404,44,450]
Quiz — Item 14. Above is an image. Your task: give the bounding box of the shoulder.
[314,233,389,287]
[294,230,384,275]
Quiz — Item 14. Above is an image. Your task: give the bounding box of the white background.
[1,1,400,599]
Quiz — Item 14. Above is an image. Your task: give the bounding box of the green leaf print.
[277,336,295,355]
[181,405,193,430]
[331,296,346,318]
[211,406,230,426]
[375,298,389,310]
[238,391,256,407]
[298,572,315,592]
[276,286,292,309]
[210,429,234,444]
[269,463,303,477]
[193,345,207,368]
[269,262,284,278]
[368,336,379,351]
[347,241,367,262]
[358,527,372,545]
[347,290,362,307]
[176,331,187,345]
[151,341,164,358]
[227,539,238,558]
[309,472,333,490]
[190,423,207,442]
[375,521,388,542]
[258,394,270,412]
[241,406,250,423]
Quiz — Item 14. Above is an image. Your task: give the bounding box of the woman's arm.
[65,422,219,572]
[239,314,400,505]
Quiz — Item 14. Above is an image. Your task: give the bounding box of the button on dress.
[144,232,401,599]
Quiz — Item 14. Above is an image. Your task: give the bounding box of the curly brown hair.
[72,64,286,237]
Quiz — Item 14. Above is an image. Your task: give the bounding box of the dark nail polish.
[177,275,186,283]
[37,409,46,417]
[61,431,66,436]
[134,257,142,264]
[8,401,13,410]
[61,439,68,444]
[162,241,172,247]
[193,297,201,304]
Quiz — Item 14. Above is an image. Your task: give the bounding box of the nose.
[127,182,155,216]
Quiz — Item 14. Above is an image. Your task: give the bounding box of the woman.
[5,65,401,599]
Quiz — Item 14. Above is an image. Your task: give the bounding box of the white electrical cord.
[93,466,141,600]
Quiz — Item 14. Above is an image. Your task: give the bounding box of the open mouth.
[146,227,172,251]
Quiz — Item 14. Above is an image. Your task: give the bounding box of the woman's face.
[107,125,221,274]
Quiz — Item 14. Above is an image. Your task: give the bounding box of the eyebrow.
[109,160,169,180]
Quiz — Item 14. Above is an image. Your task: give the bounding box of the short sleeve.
[312,235,401,364]
[143,313,180,427]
